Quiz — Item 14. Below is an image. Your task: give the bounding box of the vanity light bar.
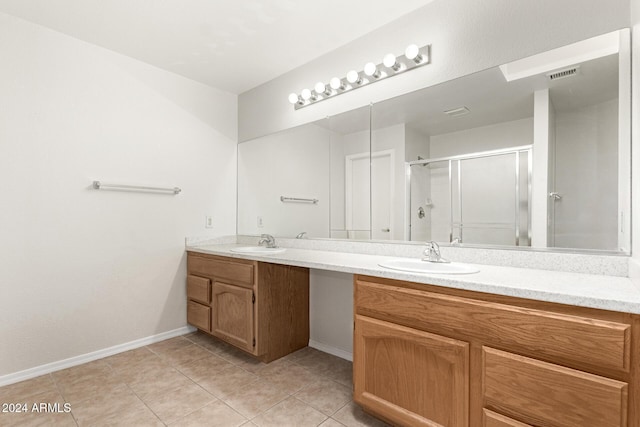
[288,44,431,110]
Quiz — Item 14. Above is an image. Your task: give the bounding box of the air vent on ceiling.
[443,106,470,117]
[547,66,580,81]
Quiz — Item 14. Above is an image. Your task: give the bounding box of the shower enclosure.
[407,146,532,246]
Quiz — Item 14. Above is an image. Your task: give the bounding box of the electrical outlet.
[257,216,264,228]
[205,215,214,228]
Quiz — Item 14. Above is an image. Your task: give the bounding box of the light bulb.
[346,70,362,85]
[301,88,312,100]
[405,44,423,63]
[330,77,345,91]
[288,93,300,104]
[383,53,401,71]
[314,81,331,96]
[364,62,380,78]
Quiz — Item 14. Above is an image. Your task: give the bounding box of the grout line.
[48,371,81,427]
[121,382,168,426]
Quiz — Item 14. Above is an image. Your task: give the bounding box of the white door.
[371,151,394,240]
[345,152,371,239]
[345,150,394,240]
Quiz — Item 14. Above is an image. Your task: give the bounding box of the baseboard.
[308,339,353,362]
[0,325,196,387]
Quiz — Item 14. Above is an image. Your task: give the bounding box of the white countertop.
[186,242,640,315]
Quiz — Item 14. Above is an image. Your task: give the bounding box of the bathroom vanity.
[186,240,640,427]
[354,274,637,427]
[186,251,309,362]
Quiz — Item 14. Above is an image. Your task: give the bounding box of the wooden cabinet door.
[354,315,469,427]
[211,282,254,353]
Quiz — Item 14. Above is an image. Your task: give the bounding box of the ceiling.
[0,0,434,94]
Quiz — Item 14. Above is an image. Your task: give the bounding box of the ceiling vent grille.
[443,106,470,117]
[547,66,580,81]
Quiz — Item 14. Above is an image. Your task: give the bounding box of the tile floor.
[0,332,389,426]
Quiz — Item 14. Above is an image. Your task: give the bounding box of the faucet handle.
[258,234,276,248]
[423,241,449,263]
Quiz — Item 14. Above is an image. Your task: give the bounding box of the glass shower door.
[408,147,531,246]
[456,153,525,245]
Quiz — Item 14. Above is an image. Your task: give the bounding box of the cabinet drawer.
[188,254,254,288]
[483,347,627,427]
[355,279,630,371]
[187,301,211,332]
[187,275,210,304]
[483,409,532,427]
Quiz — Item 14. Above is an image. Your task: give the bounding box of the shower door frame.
[406,145,533,246]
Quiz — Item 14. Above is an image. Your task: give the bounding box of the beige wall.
[0,12,237,379]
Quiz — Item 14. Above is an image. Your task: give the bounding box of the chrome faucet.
[423,241,450,263]
[296,232,307,239]
[451,237,461,246]
[258,234,277,248]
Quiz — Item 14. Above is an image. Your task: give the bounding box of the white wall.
[553,99,619,250]
[237,124,331,238]
[238,0,630,142]
[0,13,237,378]
[429,118,533,157]
[405,126,430,161]
[309,270,353,359]
[405,126,430,241]
[532,90,552,247]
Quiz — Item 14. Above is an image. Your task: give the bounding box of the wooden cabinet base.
[255,262,310,362]
[354,274,639,427]
[187,253,309,363]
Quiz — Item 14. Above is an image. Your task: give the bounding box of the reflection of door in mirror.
[345,152,371,240]
[371,124,408,241]
[371,150,394,240]
[344,150,394,240]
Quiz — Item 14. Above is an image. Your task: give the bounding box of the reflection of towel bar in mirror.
[280,196,318,204]
[92,180,181,195]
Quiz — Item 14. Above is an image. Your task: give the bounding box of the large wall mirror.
[238,29,631,253]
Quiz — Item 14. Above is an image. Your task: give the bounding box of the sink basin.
[379,259,479,275]
[230,246,286,254]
